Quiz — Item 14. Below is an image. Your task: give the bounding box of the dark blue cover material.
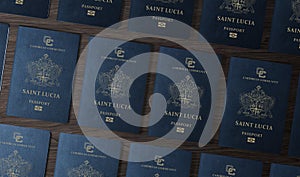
[200,0,266,49]
[54,133,121,177]
[0,0,50,18]
[289,76,300,157]
[57,0,123,27]
[270,163,300,177]
[6,26,80,123]
[126,143,192,177]
[0,124,50,177]
[129,0,195,37]
[78,37,151,134]
[198,153,263,177]
[269,0,300,55]
[148,47,213,142]
[219,57,292,154]
[0,23,9,90]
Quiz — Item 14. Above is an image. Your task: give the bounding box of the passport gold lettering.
[145,5,184,15]
[235,120,273,131]
[22,89,61,99]
[217,16,255,26]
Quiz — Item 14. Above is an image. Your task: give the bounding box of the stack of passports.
[126,143,192,177]
[219,57,292,154]
[0,124,50,177]
[54,133,121,177]
[270,164,300,177]
[57,0,123,27]
[148,47,213,142]
[269,0,300,55]
[200,0,267,49]
[129,0,195,37]
[198,153,263,177]
[0,0,50,18]
[0,23,9,90]
[7,26,80,123]
[79,37,151,133]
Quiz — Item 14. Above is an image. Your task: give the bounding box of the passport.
[219,57,292,154]
[54,133,121,177]
[78,37,151,134]
[129,0,195,38]
[0,23,9,90]
[198,153,263,177]
[126,143,192,177]
[57,0,123,27]
[148,47,214,142]
[0,0,50,18]
[6,26,80,123]
[0,124,50,177]
[289,76,300,157]
[200,0,267,49]
[270,163,300,177]
[269,0,300,55]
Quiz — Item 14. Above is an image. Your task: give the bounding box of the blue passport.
[126,143,192,177]
[200,0,266,49]
[78,37,151,134]
[6,26,80,123]
[0,0,50,18]
[219,57,292,154]
[198,153,263,177]
[148,47,214,142]
[57,0,123,27]
[270,163,300,177]
[289,76,300,157]
[0,23,9,90]
[269,0,300,55]
[129,0,195,38]
[54,133,121,177]
[0,124,50,177]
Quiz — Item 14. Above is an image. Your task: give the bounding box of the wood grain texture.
[0,0,299,176]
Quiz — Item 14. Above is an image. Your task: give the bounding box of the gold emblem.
[247,137,256,144]
[84,142,95,153]
[87,10,96,16]
[0,150,32,177]
[220,0,256,14]
[154,155,165,166]
[96,65,132,99]
[43,36,54,47]
[68,160,103,177]
[185,58,196,69]
[15,0,23,5]
[13,132,23,143]
[176,127,185,134]
[158,22,167,28]
[26,54,63,87]
[167,75,204,109]
[238,85,275,119]
[225,165,236,176]
[290,0,300,22]
[229,32,238,39]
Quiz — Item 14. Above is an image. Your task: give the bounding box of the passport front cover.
[0,23,9,90]
[198,153,263,177]
[219,57,292,154]
[200,0,267,49]
[54,133,121,177]
[270,163,300,177]
[126,143,192,177]
[0,124,50,177]
[148,47,213,142]
[7,26,80,123]
[0,0,50,18]
[269,0,300,55]
[78,37,151,134]
[57,0,123,27]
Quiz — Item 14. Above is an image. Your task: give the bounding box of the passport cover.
[198,153,263,177]
[269,0,300,55]
[289,76,300,157]
[219,57,292,154]
[270,163,300,177]
[126,143,192,177]
[0,23,9,90]
[54,133,121,177]
[57,0,123,27]
[7,26,80,123]
[0,124,50,177]
[129,0,195,38]
[0,0,50,18]
[200,0,267,49]
[78,37,151,134]
[148,47,213,142]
